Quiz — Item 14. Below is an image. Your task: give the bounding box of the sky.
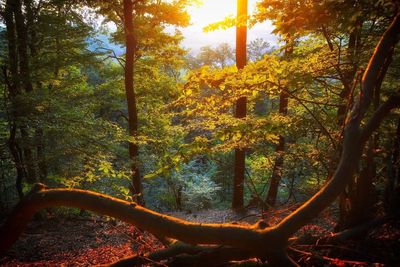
[181,0,278,54]
[100,0,278,56]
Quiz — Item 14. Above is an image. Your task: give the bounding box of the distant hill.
[87,34,124,56]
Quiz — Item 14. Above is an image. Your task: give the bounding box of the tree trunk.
[8,124,25,199]
[24,0,48,181]
[123,0,143,205]
[3,0,27,198]
[266,91,288,206]
[338,40,394,229]
[335,22,364,230]
[347,138,375,227]
[176,186,182,211]
[232,0,248,210]
[265,38,291,207]
[386,118,400,217]
[13,0,37,184]
[36,128,47,181]
[13,0,33,94]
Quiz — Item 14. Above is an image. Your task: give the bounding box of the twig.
[289,246,383,266]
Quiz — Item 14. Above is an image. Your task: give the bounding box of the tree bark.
[3,0,27,198]
[24,0,48,181]
[336,18,395,230]
[265,38,292,207]
[266,91,288,206]
[13,0,37,183]
[8,124,25,199]
[232,0,248,210]
[0,185,281,256]
[123,0,143,205]
[345,42,395,227]
[344,44,395,227]
[333,21,362,229]
[347,138,375,227]
[13,0,33,94]
[387,118,400,216]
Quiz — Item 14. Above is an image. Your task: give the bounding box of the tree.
[264,36,293,207]
[188,43,235,69]
[2,0,26,198]
[247,38,270,62]
[1,5,399,267]
[232,0,248,210]
[215,43,235,68]
[122,0,143,204]
[90,0,190,204]
[2,0,39,198]
[255,0,399,223]
[0,0,128,202]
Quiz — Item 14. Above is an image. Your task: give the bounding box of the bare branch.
[361,93,400,143]
[283,88,338,149]
[97,47,126,69]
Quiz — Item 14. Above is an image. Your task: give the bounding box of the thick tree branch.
[361,93,400,143]
[0,184,284,257]
[354,14,400,122]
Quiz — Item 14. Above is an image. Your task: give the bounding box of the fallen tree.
[1,10,400,267]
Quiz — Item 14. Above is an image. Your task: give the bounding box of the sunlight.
[182,0,276,53]
[188,0,236,28]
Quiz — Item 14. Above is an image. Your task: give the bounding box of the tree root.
[106,242,208,267]
[105,242,254,267]
[167,246,254,267]
[289,246,383,266]
[319,216,389,244]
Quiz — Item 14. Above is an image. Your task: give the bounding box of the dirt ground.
[0,207,399,266]
[0,209,261,266]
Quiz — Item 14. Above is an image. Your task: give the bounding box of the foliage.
[0,0,399,230]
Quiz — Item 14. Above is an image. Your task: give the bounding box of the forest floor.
[0,206,399,266]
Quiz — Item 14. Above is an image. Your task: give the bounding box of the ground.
[0,207,399,266]
[0,209,260,266]
[0,215,160,266]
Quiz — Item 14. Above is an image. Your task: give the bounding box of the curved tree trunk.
[333,20,362,230]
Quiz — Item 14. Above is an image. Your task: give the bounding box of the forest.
[0,0,400,266]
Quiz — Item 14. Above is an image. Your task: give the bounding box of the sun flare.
[182,0,275,53]
[187,0,237,28]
